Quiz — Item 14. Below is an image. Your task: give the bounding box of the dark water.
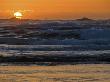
[0,20,110,64]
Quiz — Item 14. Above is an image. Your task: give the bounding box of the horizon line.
[0,17,110,21]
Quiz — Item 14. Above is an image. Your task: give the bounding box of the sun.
[14,12,23,19]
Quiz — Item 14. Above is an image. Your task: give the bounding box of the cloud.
[0,10,34,13]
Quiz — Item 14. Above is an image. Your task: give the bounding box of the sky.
[0,0,110,19]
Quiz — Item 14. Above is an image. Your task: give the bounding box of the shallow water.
[0,64,110,82]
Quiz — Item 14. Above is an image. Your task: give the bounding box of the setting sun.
[14,12,23,19]
[0,0,109,19]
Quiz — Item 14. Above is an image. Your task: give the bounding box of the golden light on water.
[14,12,22,19]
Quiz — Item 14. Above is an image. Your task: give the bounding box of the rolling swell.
[0,20,110,65]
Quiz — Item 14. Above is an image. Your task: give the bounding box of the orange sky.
[0,0,110,19]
